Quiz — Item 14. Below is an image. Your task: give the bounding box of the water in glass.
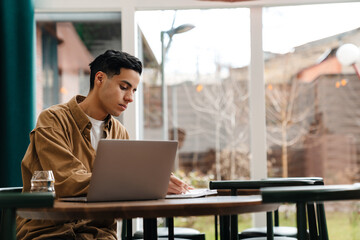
[30,170,55,193]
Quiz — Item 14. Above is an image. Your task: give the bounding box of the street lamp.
[161,24,195,140]
[336,43,360,79]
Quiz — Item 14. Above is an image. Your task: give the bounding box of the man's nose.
[125,92,134,102]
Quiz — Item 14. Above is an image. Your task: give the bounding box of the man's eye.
[120,85,128,90]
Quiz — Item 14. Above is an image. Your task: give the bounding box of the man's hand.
[167,173,194,194]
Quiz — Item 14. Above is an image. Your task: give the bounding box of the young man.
[17,50,190,240]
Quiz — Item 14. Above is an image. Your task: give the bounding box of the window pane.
[137,9,250,181]
[35,13,121,115]
[263,3,360,184]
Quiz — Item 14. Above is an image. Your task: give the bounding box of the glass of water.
[30,170,55,193]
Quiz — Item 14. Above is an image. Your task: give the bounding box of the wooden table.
[17,195,279,240]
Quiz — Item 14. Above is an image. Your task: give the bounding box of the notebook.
[165,188,218,199]
[60,139,177,202]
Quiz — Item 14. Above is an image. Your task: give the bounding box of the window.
[263,2,360,184]
[137,9,251,181]
[35,13,122,115]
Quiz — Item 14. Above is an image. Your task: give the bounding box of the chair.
[133,238,190,240]
[0,187,54,240]
[122,218,206,240]
[209,177,324,240]
[132,228,205,240]
[261,183,360,240]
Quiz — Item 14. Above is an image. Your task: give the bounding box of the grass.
[173,203,360,240]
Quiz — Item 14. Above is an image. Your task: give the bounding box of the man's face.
[97,68,140,117]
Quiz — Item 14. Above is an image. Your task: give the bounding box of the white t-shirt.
[87,115,105,150]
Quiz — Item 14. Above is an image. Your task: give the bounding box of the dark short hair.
[89,50,142,90]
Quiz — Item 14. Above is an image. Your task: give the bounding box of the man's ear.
[95,71,105,86]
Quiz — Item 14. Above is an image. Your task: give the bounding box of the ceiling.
[35,0,360,11]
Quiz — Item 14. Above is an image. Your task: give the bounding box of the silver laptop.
[61,139,177,202]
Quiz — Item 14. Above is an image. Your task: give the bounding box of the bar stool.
[241,238,296,240]
[134,238,190,240]
[130,238,190,240]
[122,218,206,240]
[0,187,54,240]
[261,183,360,240]
[132,228,205,240]
[209,177,324,240]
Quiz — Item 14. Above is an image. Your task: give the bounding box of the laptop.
[61,139,177,202]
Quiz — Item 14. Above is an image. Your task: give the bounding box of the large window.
[263,2,360,183]
[137,9,251,182]
[35,13,122,115]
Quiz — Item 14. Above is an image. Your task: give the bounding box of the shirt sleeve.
[34,127,91,197]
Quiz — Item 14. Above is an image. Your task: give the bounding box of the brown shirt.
[16,95,129,240]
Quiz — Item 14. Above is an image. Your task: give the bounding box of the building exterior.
[143,27,360,182]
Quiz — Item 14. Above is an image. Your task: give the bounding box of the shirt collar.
[68,95,112,133]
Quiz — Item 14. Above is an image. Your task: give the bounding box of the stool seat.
[242,237,297,240]
[135,238,190,240]
[239,226,298,238]
[133,227,205,240]
[136,238,190,240]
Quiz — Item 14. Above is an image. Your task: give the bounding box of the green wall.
[0,0,36,187]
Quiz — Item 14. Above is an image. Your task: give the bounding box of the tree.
[181,68,250,180]
[266,78,318,177]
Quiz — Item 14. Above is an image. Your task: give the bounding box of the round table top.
[17,195,279,220]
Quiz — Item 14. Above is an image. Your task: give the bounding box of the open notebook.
[165,188,217,199]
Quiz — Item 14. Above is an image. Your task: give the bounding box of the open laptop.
[61,139,177,202]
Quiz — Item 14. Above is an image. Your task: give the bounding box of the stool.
[133,227,205,239]
[210,177,324,240]
[0,187,54,240]
[122,218,205,240]
[261,184,360,239]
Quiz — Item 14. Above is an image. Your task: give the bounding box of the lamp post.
[161,24,195,140]
[336,43,360,80]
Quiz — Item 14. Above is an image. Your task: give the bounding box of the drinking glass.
[30,170,55,193]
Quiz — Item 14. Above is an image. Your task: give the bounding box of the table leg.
[126,219,132,240]
[230,214,239,240]
[317,203,329,240]
[166,217,174,240]
[266,212,274,240]
[296,202,307,240]
[274,209,279,226]
[230,186,238,240]
[219,215,230,240]
[307,203,318,240]
[143,218,158,240]
[215,215,219,240]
